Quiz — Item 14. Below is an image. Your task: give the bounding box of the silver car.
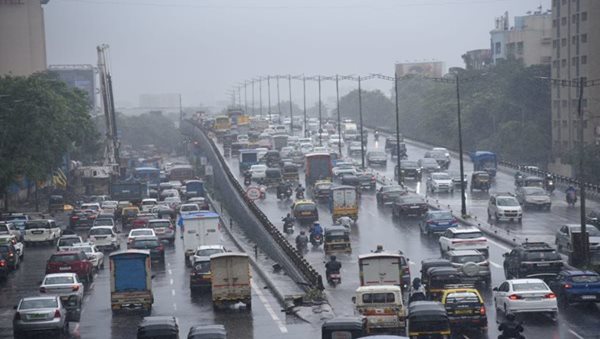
[13,296,68,338]
[445,249,491,285]
[515,186,552,210]
[555,224,600,253]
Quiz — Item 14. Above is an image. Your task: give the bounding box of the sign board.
[246,186,261,201]
[205,165,213,176]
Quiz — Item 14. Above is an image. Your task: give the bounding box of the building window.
[553,40,558,48]
[562,38,567,46]
[581,34,587,43]
[553,19,558,27]
[582,55,587,64]
[562,17,567,25]
[572,57,579,66]
[562,59,567,67]
[517,42,524,55]
[495,42,501,54]
[572,14,579,23]
[583,98,588,107]
[581,12,587,21]
[572,36,578,45]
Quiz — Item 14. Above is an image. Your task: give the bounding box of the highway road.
[223,131,600,339]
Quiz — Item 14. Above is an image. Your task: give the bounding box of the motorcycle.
[277,186,293,200]
[545,179,555,193]
[296,236,308,254]
[327,271,341,287]
[310,233,323,247]
[259,186,266,200]
[497,321,525,339]
[374,133,379,142]
[566,190,577,206]
[244,176,252,186]
[296,189,305,200]
[283,220,294,234]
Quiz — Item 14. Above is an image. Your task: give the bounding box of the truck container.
[181,212,222,266]
[110,182,147,205]
[109,250,153,314]
[358,253,410,291]
[185,180,205,199]
[210,253,251,309]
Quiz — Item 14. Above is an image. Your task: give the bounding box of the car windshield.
[369,152,385,157]
[496,197,520,206]
[452,254,485,263]
[524,250,561,261]
[445,292,481,304]
[571,275,600,283]
[94,219,113,226]
[454,231,484,239]
[400,197,423,204]
[295,204,316,212]
[133,239,160,248]
[75,246,93,253]
[131,230,154,237]
[45,276,75,285]
[431,211,453,220]
[432,173,451,180]
[25,221,50,230]
[571,227,600,236]
[421,158,438,165]
[181,205,198,211]
[50,254,79,263]
[90,228,112,235]
[383,186,404,193]
[58,238,81,246]
[196,248,223,257]
[402,161,419,169]
[362,292,395,304]
[512,282,548,291]
[20,299,58,310]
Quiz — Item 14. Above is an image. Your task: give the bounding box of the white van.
[23,219,61,245]
[353,285,406,331]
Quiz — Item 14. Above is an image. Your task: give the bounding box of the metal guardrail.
[183,120,324,291]
[366,123,600,199]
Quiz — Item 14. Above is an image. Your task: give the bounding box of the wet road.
[0,213,320,338]
[224,132,600,339]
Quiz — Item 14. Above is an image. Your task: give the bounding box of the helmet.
[376,245,384,251]
[300,231,305,235]
[505,313,516,321]
[330,255,336,261]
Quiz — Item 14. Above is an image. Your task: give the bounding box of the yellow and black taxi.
[291,199,319,224]
[440,287,487,332]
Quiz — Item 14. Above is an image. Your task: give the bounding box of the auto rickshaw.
[424,266,462,301]
[263,168,282,187]
[329,185,359,222]
[49,195,65,213]
[264,150,282,168]
[470,171,490,192]
[406,301,451,339]
[121,206,140,228]
[324,225,351,254]
[420,258,453,286]
[313,180,333,201]
[321,316,367,339]
[282,162,299,182]
[291,199,319,224]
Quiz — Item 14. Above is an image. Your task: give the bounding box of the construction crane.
[97,44,120,174]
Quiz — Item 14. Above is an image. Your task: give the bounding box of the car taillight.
[169,225,175,230]
[545,293,556,299]
[39,287,46,293]
[72,285,80,292]
[427,220,434,224]
[0,260,5,267]
[479,306,486,315]
[563,283,572,289]
[54,310,61,318]
[508,294,522,300]
[14,312,21,321]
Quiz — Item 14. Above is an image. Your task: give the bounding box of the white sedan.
[127,228,156,245]
[39,272,84,302]
[70,243,105,270]
[493,278,558,318]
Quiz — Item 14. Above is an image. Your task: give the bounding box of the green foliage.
[338,60,551,166]
[0,73,99,204]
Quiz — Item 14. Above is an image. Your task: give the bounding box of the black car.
[137,316,179,339]
[366,151,387,167]
[392,193,428,218]
[385,137,398,152]
[396,161,422,181]
[586,209,600,228]
[376,185,407,206]
[503,242,564,280]
[0,243,19,270]
[425,150,451,170]
[190,260,211,290]
[355,170,376,190]
[0,253,9,280]
[389,143,407,159]
[129,236,165,261]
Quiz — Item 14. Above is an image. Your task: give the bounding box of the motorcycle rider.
[544,173,555,192]
[498,313,525,339]
[295,231,308,251]
[277,181,288,199]
[374,130,379,141]
[409,277,426,303]
[243,170,252,186]
[373,244,385,253]
[325,255,342,283]
[566,185,577,205]
[514,170,523,186]
[295,183,305,199]
[309,222,323,244]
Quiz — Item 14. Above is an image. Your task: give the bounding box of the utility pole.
[336,74,342,156]
[358,76,365,169]
[394,73,402,185]
[244,81,247,113]
[251,80,255,115]
[318,75,322,146]
[277,76,281,116]
[577,77,588,267]
[259,78,263,116]
[179,93,183,126]
[455,74,467,217]
[303,77,307,137]
[288,75,293,135]
[267,75,272,122]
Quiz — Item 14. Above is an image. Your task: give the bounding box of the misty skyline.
[45,0,549,109]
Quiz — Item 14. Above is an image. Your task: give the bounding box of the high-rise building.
[0,0,49,76]
[490,10,553,66]
[49,65,97,109]
[549,0,600,176]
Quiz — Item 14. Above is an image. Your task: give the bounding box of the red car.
[131,213,155,229]
[46,251,94,283]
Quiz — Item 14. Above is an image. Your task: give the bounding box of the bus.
[168,165,195,182]
[305,152,333,188]
[133,167,161,186]
[227,110,250,127]
[214,116,231,133]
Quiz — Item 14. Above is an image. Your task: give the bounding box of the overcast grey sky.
[45,0,549,110]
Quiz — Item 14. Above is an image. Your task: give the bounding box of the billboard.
[48,64,96,108]
[395,61,445,78]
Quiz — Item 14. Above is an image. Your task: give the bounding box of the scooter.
[259,186,266,200]
[327,271,341,287]
[296,190,305,200]
[283,220,294,234]
[566,191,577,206]
[244,176,251,186]
[296,236,308,254]
[310,233,323,247]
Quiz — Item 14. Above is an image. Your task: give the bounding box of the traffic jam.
[204,109,600,339]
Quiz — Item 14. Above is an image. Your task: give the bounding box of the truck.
[181,212,222,266]
[210,253,251,310]
[272,134,288,151]
[110,182,147,205]
[358,252,411,292]
[470,151,497,177]
[342,122,358,141]
[109,250,153,315]
[185,180,205,199]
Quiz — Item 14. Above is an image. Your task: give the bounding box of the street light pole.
[358,76,365,169]
[394,72,402,185]
[277,76,281,116]
[577,77,588,267]
[336,75,342,156]
[303,77,307,137]
[244,82,247,113]
[251,80,255,115]
[267,76,272,122]
[455,74,467,217]
[318,75,322,146]
[288,74,293,135]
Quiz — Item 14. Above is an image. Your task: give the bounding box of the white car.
[164,196,182,210]
[493,278,558,318]
[127,228,156,245]
[332,162,357,177]
[237,134,249,143]
[328,134,343,147]
[141,198,158,212]
[88,226,119,251]
[313,146,329,153]
[23,219,61,245]
[439,226,489,257]
[488,194,523,222]
[255,147,269,161]
[147,219,176,243]
[192,245,227,265]
[100,200,118,214]
[56,235,84,252]
[280,146,294,159]
[250,164,267,181]
[426,172,454,193]
[80,203,101,214]
[0,234,24,259]
[179,203,200,214]
[39,273,84,321]
[70,243,104,270]
[299,143,314,154]
[0,221,21,240]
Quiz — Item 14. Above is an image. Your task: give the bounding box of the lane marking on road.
[173,303,177,311]
[171,289,176,296]
[489,261,502,268]
[167,262,171,267]
[569,328,584,339]
[251,280,288,333]
[487,237,511,252]
[170,278,174,285]
[168,269,173,275]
